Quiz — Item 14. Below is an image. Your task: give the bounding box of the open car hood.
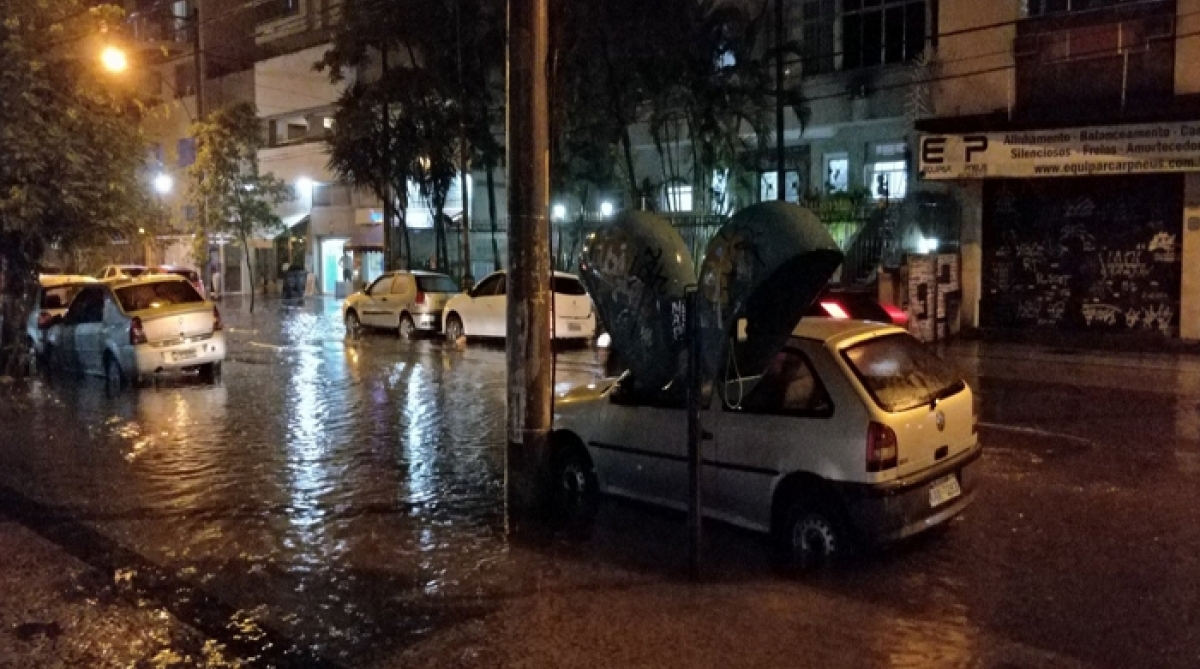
[698,202,843,387]
[579,211,697,401]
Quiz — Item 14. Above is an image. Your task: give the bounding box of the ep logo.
[921,135,989,164]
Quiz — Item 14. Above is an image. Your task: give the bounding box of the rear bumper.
[131,332,226,375]
[413,310,442,331]
[553,315,596,340]
[834,442,982,544]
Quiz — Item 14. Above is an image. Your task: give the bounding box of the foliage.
[187,103,292,313]
[0,0,155,377]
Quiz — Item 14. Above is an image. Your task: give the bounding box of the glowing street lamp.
[153,173,174,195]
[100,46,128,74]
[599,201,614,218]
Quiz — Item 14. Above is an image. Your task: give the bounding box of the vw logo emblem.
[935,410,946,432]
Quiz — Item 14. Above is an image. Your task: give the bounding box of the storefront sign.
[920,121,1200,179]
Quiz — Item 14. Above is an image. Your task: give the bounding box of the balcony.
[1014,0,1175,121]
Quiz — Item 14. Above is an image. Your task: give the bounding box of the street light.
[599,201,614,218]
[296,176,313,197]
[153,173,173,195]
[100,46,128,74]
[551,203,566,222]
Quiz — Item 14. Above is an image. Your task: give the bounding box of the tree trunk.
[242,234,256,314]
[0,253,38,380]
[486,160,501,271]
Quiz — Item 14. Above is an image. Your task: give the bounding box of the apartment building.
[919,0,1200,341]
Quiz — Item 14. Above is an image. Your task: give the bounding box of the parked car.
[549,318,979,569]
[44,275,225,389]
[807,287,909,327]
[147,266,206,300]
[342,271,460,338]
[442,271,597,342]
[96,264,148,281]
[26,275,97,359]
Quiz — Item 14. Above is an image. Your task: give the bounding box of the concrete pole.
[458,0,473,287]
[775,0,786,202]
[506,0,553,518]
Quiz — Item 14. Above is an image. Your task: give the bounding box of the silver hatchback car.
[342,271,460,338]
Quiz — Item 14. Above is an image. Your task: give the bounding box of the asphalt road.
[1,296,1197,668]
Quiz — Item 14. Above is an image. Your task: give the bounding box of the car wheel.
[444,314,464,343]
[198,362,221,384]
[779,496,851,572]
[398,314,416,340]
[345,310,362,336]
[552,442,598,517]
[103,354,125,395]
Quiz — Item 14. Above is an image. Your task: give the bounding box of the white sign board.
[919,122,1200,179]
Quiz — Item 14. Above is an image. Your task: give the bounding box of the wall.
[934,0,1019,118]
[1177,0,1200,95]
[255,43,349,117]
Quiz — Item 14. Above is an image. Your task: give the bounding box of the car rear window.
[41,286,84,310]
[115,281,203,312]
[416,275,460,293]
[122,267,149,277]
[841,334,965,413]
[154,268,199,283]
[553,277,587,296]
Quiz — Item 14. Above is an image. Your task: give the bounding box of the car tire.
[398,314,416,340]
[103,354,125,395]
[551,442,598,517]
[778,495,851,573]
[345,310,362,336]
[198,362,221,384]
[444,314,464,343]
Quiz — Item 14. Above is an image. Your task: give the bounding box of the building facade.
[919,0,1200,340]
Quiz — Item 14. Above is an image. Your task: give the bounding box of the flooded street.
[2,297,1200,668]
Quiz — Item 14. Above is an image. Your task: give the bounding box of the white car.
[342,271,460,338]
[96,264,149,280]
[549,318,980,569]
[442,271,597,342]
[26,275,97,358]
[44,275,226,389]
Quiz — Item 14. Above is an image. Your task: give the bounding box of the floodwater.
[2,297,1199,668]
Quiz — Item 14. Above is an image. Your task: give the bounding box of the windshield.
[115,281,203,312]
[416,275,460,293]
[553,276,587,296]
[841,334,964,413]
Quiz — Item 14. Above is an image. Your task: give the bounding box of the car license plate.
[567,322,582,332]
[929,474,962,508]
[171,349,198,362]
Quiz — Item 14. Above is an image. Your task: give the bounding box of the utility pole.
[775,0,786,202]
[192,2,210,285]
[506,0,553,518]
[381,44,394,271]
[457,0,473,288]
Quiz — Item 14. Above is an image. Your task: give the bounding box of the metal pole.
[458,0,473,287]
[506,0,554,519]
[775,0,786,202]
[685,288,703,580]
[381,45,394,272]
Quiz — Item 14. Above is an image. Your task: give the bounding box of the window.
[843,0,928,70]
[867,142,908,199]
[312,183,350,207]
[664,184,693,212]
[177,138,196,168]
[731,349,832,417]
[842,334,964,412]
[760,171,802,203]
[825,155,849,193]
[367,274,392,296]
[115,281,202,312]
[41,285,86,311]
[797,0,836,75]
[416,275,461,294]
[471,273,505,297]
[552,277,588,296]
[1024,0,1140,16]
[64,288,106,324]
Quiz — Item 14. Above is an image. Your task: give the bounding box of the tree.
[0,1,154,378]
[187,103,292,314]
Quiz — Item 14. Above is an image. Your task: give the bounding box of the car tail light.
[212,306,223,332]
[866,421,898,472]
[881,302,908,327]
[820,301,850,319]
[415,291,426,305]
[130,317,148,345]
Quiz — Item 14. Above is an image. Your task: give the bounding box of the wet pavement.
[1,296,1199,668]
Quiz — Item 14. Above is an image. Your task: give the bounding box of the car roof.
[480,270,581,279]
[106,274,191,289]
[791,317,905,345]
[40,275,97,287]
[405,270,452,277]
